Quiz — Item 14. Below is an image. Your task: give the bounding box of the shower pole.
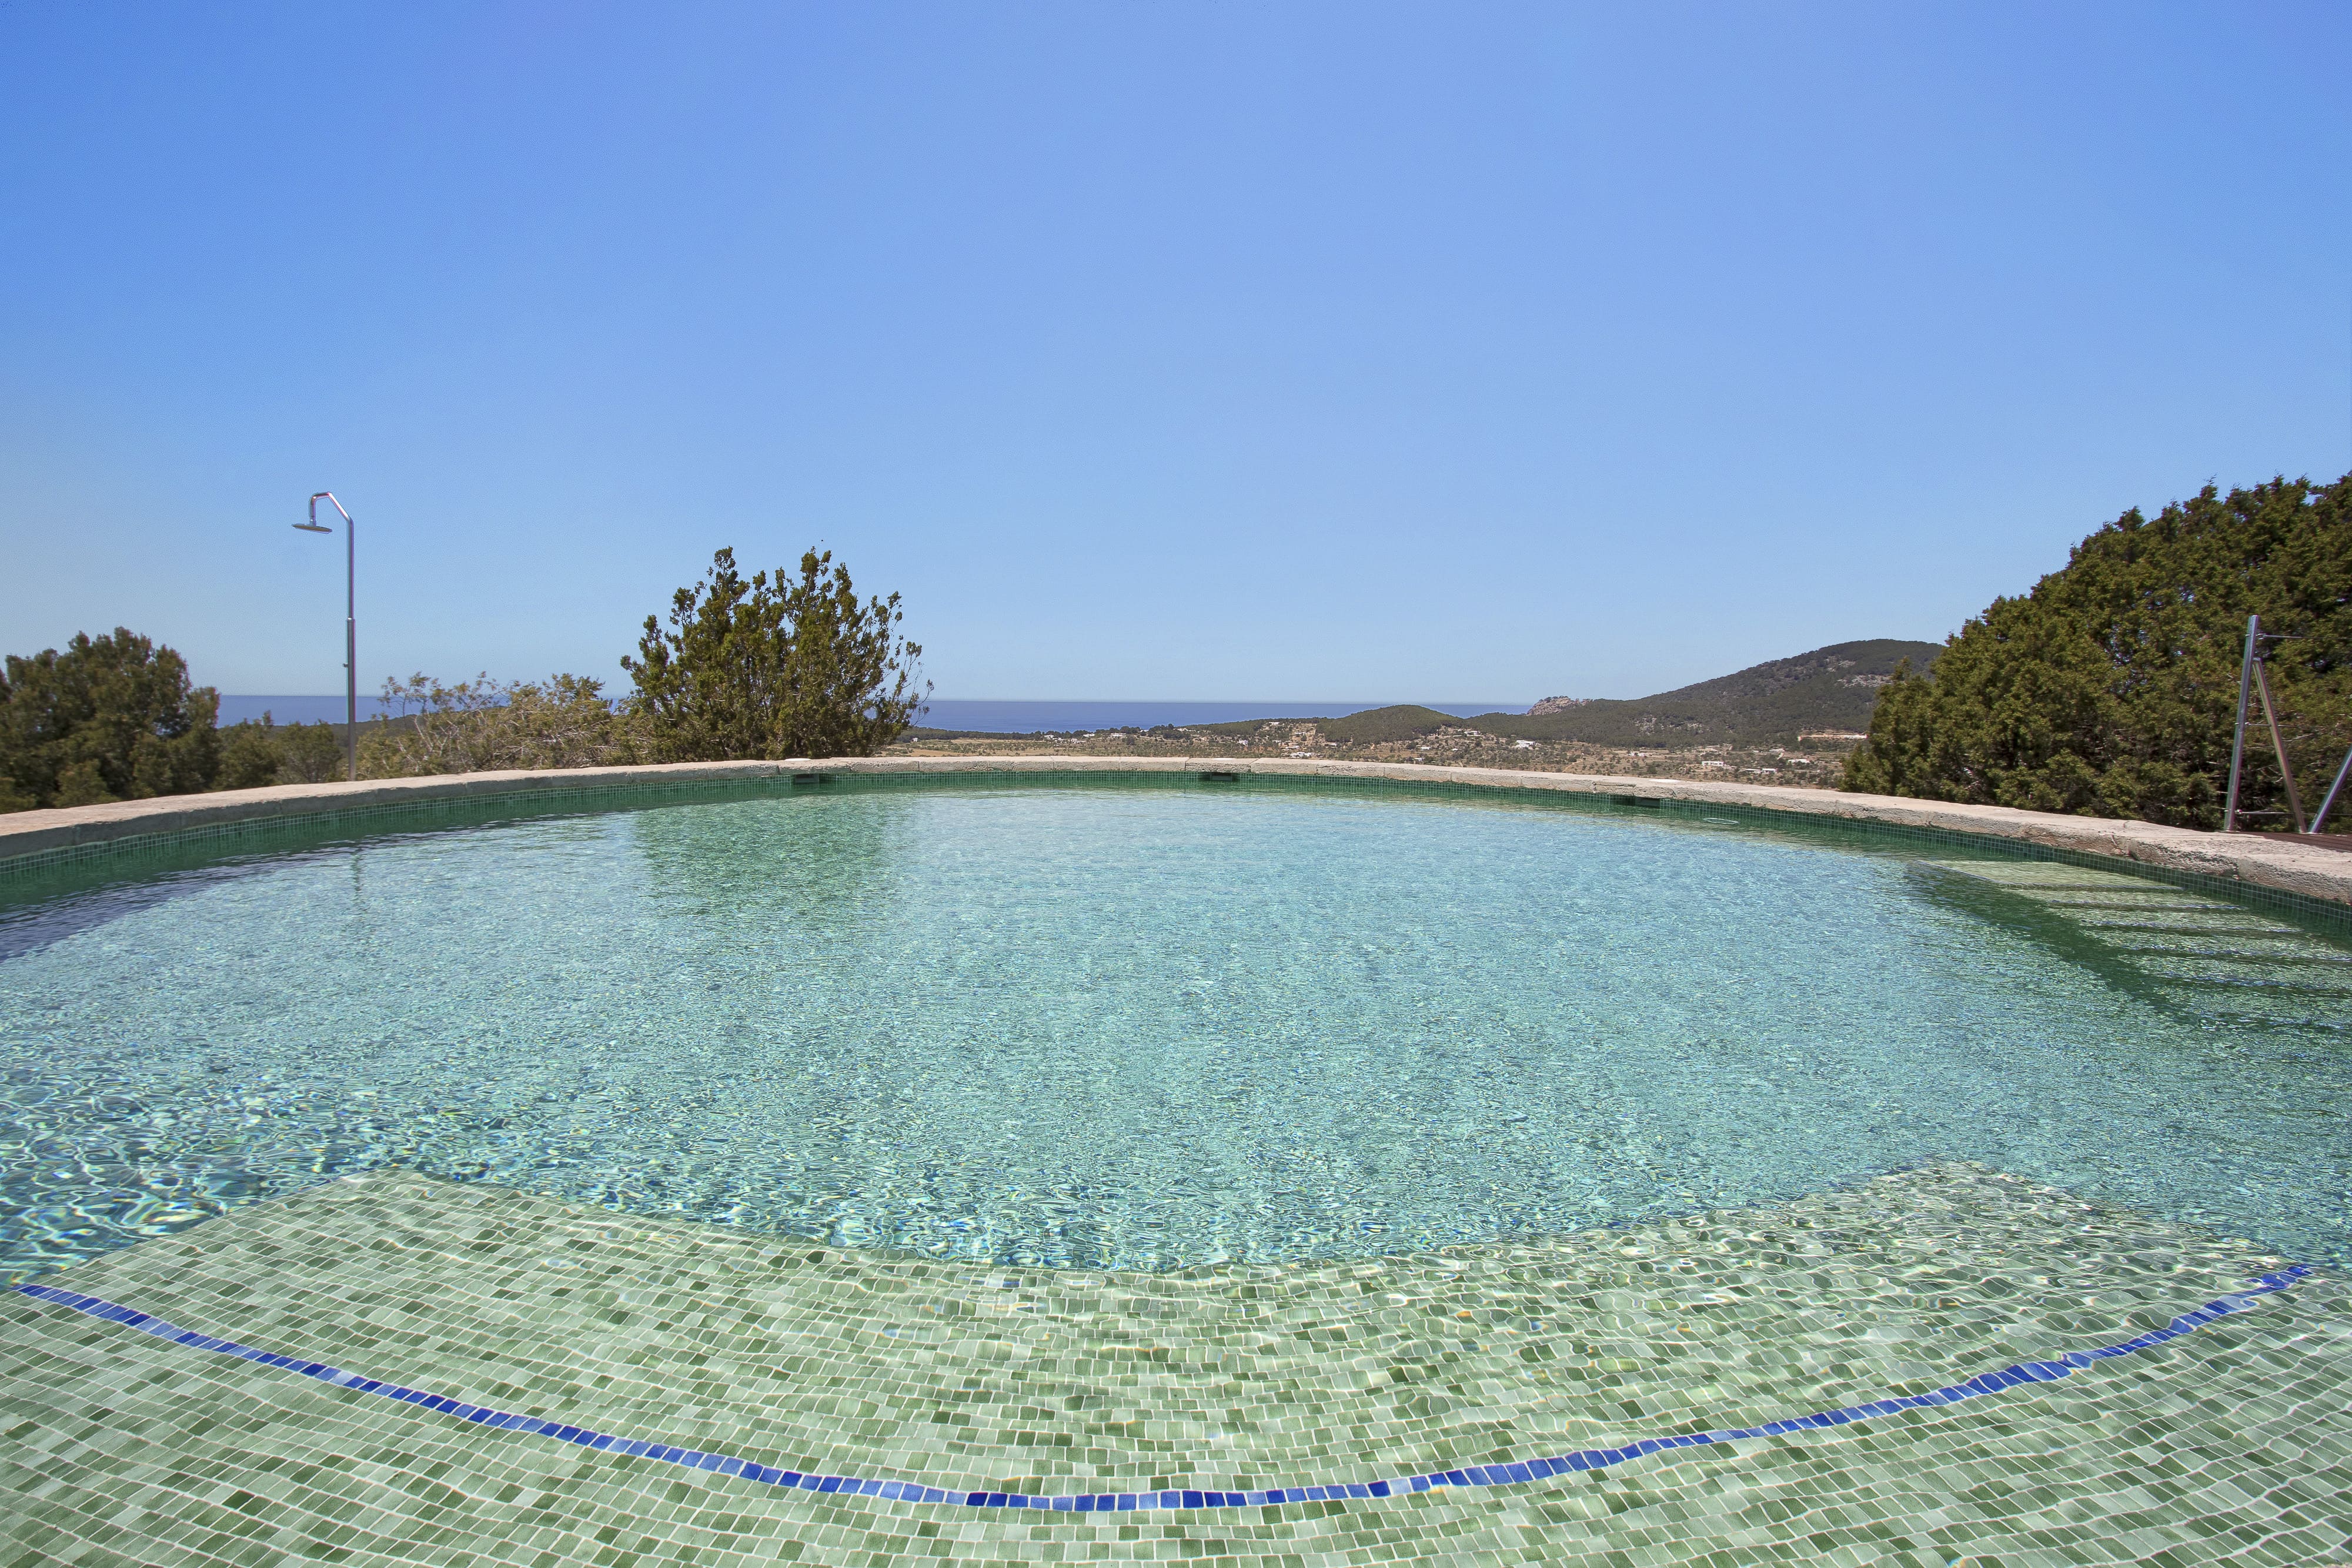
[293,491,358,781]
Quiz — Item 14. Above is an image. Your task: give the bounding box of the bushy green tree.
[0,628,221,811]
[622,547,928,761]
[1845,474,2352,828]
[275,719,348,784]
[217,714,348,790]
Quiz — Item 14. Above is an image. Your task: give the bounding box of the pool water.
[2,777,2347,1279]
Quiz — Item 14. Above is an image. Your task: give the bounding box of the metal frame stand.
[2224,614,2256,832]
[2221,611,2343,835]
[2313,747,2352,837]
[2252,656,2306,833]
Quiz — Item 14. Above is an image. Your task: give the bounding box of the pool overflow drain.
[12,1265,2315,1513]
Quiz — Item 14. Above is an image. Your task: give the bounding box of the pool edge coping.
[6,755,2352,911]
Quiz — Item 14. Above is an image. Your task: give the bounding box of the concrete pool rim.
[6,755,2352,925]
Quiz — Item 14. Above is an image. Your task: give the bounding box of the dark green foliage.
[0,628,221,811]
[623,547,929,762]
[1315,706,1464,744]
[1844,475,2352,828]
[215,721,280,791]
[216,714,348,790]
[278,719,348,783]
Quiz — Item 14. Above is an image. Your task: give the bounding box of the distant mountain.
[1486,638,1943,745]
[1201,640,1943,748]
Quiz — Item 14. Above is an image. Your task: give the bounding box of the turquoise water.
[2,778,2347,1279]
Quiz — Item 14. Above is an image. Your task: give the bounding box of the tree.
[0,628,221,811]
[217,714,349,790]
[622,547,928,761]
[1844,474,2352,828]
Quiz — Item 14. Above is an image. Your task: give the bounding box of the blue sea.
[216,696,1528,733]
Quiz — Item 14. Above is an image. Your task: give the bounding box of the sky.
[2,2,2347,704]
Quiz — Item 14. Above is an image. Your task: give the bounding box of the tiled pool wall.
[0,777,781,887]
[7,764,2350,939]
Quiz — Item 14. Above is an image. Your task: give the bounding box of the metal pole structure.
[2223,613,2257,832]
[2252,656,2306,834]
[2310,743,2352,836]
[294,492,358,781]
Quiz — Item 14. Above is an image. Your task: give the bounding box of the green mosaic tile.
[3,1164,2346,1564]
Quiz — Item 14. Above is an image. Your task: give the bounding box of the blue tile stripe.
[12,1265,2313,1512]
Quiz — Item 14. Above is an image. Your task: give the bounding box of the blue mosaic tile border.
[12,1265,2314,1512]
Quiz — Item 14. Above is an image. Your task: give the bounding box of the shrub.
[622,547,928,761]
[358,673,639,778]
[217,715,348,789]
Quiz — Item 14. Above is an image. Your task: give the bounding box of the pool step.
[2103,933,2352,960]
[1922,860,2352,1014]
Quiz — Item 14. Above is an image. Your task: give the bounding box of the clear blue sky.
[2,2,2346,703]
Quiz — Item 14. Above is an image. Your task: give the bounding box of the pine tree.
[0,628,222,811]
[1845,475,2352,828]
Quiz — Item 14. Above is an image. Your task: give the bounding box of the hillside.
[1488,638,1943,746]
[1198,639,1942,748]
[1195,706,1464,744]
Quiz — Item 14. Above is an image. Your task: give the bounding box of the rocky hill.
[1200,638,1942,748]
[1494,638,1943,745]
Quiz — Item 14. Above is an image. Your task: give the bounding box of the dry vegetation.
[889,720,1860,787]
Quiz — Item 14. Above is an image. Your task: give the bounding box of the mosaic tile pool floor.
[4,1164,2346,1565]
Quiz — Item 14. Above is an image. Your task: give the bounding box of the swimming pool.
[3,773,2348,1282]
